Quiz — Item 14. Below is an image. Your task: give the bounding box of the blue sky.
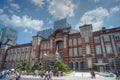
[0,0,120,44]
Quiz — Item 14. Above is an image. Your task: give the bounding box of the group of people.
[0,69,21,80]
[34,69,62,80]
[38,70,53,80]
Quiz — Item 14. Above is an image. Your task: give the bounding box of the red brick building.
[0,24,120,72]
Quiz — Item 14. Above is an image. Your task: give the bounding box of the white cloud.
[48,20,53,24]
[10,3,20,12]
[110,6,120,14]
[0,14,44,31]
[76,7,109,31]
[31,0,44,7]
[48,0,76,19]
[0,9,3,14]
[24,29,28,32]
[24,29,33,34]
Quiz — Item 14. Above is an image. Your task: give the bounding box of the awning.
[94,63,108,66]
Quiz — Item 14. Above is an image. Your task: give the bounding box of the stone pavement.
[0,72,115,80]
[20,72,116,80]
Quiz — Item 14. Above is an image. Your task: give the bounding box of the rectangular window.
[47,42,49,49]
[14,54,16,61]
[74,48,78,56]
[87,58,92,68]
[94,37,100,43]
[21,53,24,60]
[117,44,120,53]
[69,48,73,56]
[25,53,27,60]
[85,36,89,43]
[104,35,110,42]
[18,54,20,61]
[105,44,113,54]
[114,33,120,40]
[73,39,77,46]
[95,45,102,54]
[41,43,43,49]
[10,54,13,61]
[79,47,82,55]
[97,59,103,63]
[78,38,81,45]
[86,45,91,54]
[69,39,72,46]
[44,43,46,49]
[40,52,43,59]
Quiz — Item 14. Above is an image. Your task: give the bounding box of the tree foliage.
[54,60,71,72]
[17,62,29,71]
[32,61,43,70]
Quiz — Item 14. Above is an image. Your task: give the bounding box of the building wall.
[93,27,120,71]
[4,43,32,69]
[0,25,120,72]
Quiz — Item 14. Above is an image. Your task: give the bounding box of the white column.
[100,35,106,57]
[50,39,53,49]
[64,36,66,48]
[111,34,118,56]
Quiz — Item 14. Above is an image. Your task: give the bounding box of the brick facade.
[0,24,120,72]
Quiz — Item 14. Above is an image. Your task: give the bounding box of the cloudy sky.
[0,0,120,44]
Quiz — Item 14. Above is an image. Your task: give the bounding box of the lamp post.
[43,53,47,69]
[55,52,59,61]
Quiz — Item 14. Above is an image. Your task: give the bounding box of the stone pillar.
[64,36,66,48]
[111,34,118,56]
[100,35,106,57]
[50,39,53,49]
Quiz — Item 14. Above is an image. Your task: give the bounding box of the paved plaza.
[0,72,116,80]
[20,72,115,80]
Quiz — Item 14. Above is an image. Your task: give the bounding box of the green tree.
[17,62,29,71]
[32,61,43,70]
[54,60,71,72]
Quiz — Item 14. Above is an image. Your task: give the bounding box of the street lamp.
[55,52,59,61]
[43,53,48,69]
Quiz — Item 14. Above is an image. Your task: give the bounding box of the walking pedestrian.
[91,70,95,79]
[48,70,53,80]
[15,70,21,80]
[44,70,49,80]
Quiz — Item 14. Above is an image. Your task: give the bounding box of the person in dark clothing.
[91,70,95,79]
[115,70,119,80]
